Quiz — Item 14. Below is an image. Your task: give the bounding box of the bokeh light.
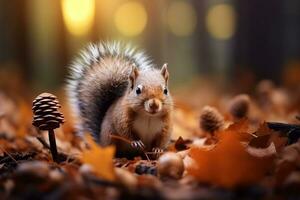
[114,1,147,37]
[167,1,197,37]
[206,4,236,40]
[61,0,95,36]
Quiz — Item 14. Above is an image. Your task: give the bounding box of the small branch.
[0,147,18,164]
[144,152,151,161]
[248,132,258,138]
[36,136,50,150]
[144,152,164,155]
[110,134,151,161]
[110,135,131,144]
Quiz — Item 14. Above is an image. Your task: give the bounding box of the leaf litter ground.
[0,81,300,200]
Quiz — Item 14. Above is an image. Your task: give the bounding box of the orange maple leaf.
[187,122,274,188]
[81,135,116,181]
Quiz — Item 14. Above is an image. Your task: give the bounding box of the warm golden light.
[206,4,236,40]
[62,0,95,36]
[114,1,147,37]
[167,1,197,37]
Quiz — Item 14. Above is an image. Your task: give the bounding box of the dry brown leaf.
[275,161,297,185]
[249,123,287,151]
[172,105,200,139]
[249,134,271,148]
[0,147,4,157]
[187,125,274,188]
[81,135,116,181]
[174,136,188,151]
[275,141,300,185]
[246,142,277,157]
[270,134,288,152]
[17,100,32,138]
[221,119,252,142]
[168,136,190,152]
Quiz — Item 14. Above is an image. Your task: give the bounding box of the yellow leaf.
[81,134,116,181]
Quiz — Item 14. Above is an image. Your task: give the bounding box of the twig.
[144,152,164,155]
[110,135,132,144]
[249,132,258,138]
[144,152,151,161]
[36,136,50,150]
[0,147,18,164]
[110,134,151,161]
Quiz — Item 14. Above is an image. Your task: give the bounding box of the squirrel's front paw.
[152,147,164,154]
[131,140,145,150]
[151,147,164,159]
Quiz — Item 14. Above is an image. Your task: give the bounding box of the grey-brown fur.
[66,42,173,155]
[67,42,153,139]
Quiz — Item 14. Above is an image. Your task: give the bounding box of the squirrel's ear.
[161,63,169,85]
[129,64,139,89]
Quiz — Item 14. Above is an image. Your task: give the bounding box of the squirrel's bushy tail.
[66,42,152,139]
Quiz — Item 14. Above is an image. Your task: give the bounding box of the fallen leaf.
[17,100,32,138]
[283,171,300,186]
[221,119,252,142]
[246,142,277,157]
[275,161,297,186]
[269,133,288,152]
[174,136,188,151]
[249,134,270,148]
[249,123,287,151]
[81,134,116,181]
[275,141,300,185]
[187,124,274,188]
[0,148,3,157]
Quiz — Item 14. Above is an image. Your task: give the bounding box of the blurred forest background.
[0,0,300,95]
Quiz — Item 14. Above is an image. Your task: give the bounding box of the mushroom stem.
[48,129,58,162]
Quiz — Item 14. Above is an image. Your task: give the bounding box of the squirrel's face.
[126,64,173,116]
[132,84,171,116]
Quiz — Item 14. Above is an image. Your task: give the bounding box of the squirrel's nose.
[145,99,162,113]
[149,101,158,110]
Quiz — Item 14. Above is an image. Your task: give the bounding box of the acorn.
[228,94,250,120]
[115,168,138,190]
[32,93,64,162]
[157,152,184,179]
[199,106,224,134]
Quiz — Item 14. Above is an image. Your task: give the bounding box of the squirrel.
[67,42,173,157]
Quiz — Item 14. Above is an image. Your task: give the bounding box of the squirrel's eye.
[136,85,143,95]
[163,87,168,95]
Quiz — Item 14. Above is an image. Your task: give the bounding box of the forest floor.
[0,79,300,200]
